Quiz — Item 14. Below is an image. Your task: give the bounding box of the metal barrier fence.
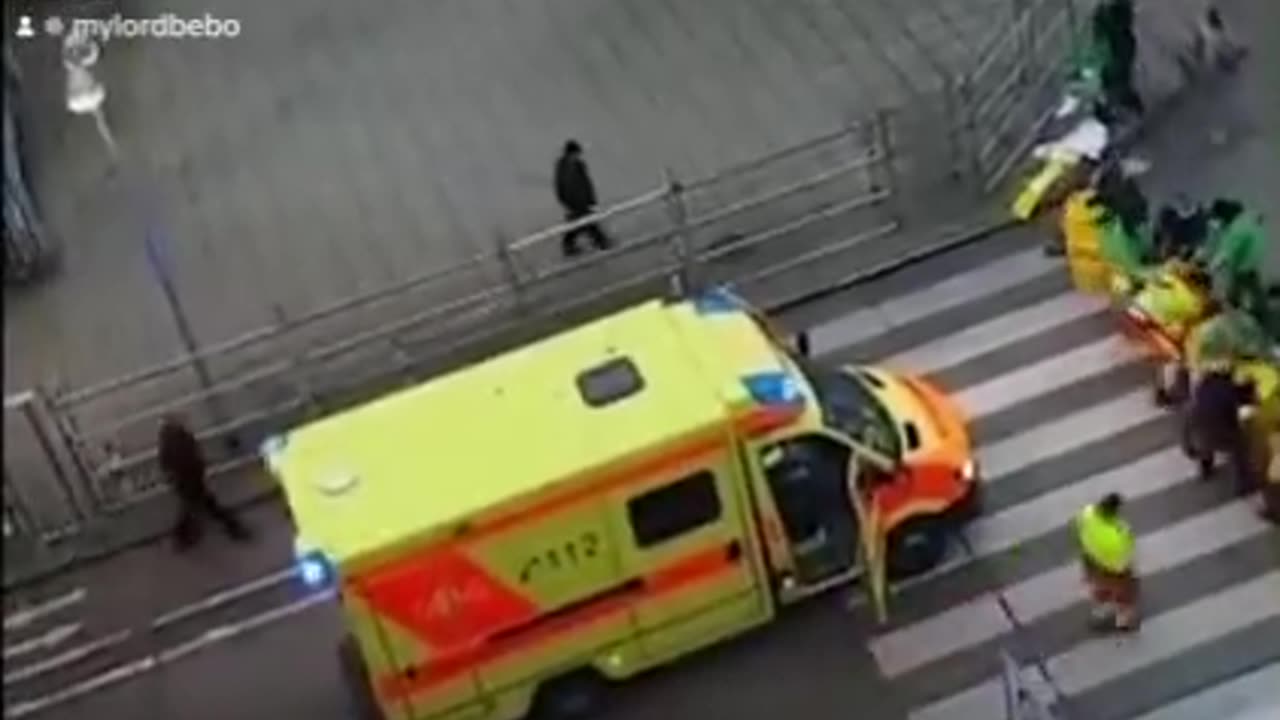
[32,111,899,517]
[3,0,1084,562]
[3,392,89,545]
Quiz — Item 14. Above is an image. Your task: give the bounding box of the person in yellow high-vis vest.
[1076,493,1140,631]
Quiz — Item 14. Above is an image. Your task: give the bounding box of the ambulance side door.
[608,451,770,666]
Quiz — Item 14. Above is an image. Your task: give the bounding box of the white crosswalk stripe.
[909,572,1280,720]
[808,249,1059,354]
[954,334,1135,418]
[885,293,1106,374]
[803,246,1280,718]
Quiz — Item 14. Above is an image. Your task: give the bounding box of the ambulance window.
[627,471,723,548]
[577,357,644,407]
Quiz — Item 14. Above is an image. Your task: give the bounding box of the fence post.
[1013,0,1033,87]
[661,170,692,298]
[23,388,93,533]
[4,467,39,540]
[942,79,965,182]
[1063,0,1081,66]
[955,75,985,191]
[493,229,526,312]
[43,383,110,517]
[872,109,900,222]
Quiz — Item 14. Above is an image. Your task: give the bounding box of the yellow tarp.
[1012,155,1076,221]
[1061,189,1110,294]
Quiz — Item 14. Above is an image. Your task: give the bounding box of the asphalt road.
[11,218,1280,720]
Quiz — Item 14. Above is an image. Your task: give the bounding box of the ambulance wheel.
[530,670,606,720]
[886,516,947,579]
[338,636,385,720]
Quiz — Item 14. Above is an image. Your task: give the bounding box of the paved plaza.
[5,0,1012,391]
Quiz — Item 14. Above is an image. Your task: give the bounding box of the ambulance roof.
[269,298,782,567]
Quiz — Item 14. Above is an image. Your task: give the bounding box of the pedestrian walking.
[553,139,612,258]
[1075,493,1140,632]
[1185,365,1259,496]
[157,416,250,550]
[1194,6,1247,73]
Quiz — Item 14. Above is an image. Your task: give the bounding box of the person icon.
[16,16,35,39]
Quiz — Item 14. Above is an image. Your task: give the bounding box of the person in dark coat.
[1094,163,1149,242]
[1094,0,1144,118]
[157,416,250,549]
[1185,368,1258,495]
[553,139,612,257]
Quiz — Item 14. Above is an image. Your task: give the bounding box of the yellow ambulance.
[263,288,978,720]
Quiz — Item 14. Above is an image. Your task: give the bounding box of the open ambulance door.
[845,441,896,625]
[753,432,891,619]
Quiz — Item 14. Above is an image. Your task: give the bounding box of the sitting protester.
[1188,303,1272,367]
[1098,205,1156,293]
[1095,163,1149,232]
[1264,284,1280,342]
[1198,199,1266,307]
[1161,301,1269,406]
[1155,196,1208,260]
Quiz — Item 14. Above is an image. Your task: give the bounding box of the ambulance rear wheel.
[338,636,384,720]
[886,516,947,579]
[530,670,606,720]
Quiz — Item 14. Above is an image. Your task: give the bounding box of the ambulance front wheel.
[886,516,947,580]
[529,669,607,720]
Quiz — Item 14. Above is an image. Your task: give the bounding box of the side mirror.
[793,332,811,359]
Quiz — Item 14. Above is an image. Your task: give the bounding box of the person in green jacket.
[1198,199,1267,310]
[1098,205,1155,287]
[1191,305,1271,366]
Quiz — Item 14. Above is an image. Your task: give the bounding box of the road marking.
[854,449,1190,618]
[886,291,1106,374]
[1129,661,1280,720]
[152,566,297,629]
[3,589,86,632]
[3,628,131,687]
[807,249,1056,353]
[158,589,334,664]
[979,388,1165,482]
[908,571,1280,720]
[874,500,1269,680]
[965,448,1189,558]
[954,334,1136,418]
[2,622,82,662]
[4,591,334,719]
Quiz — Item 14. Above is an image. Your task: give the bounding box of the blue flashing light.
[259,434,289,473]
[294,539,333,590]
[742,371,804,407]
[693,286,743,315]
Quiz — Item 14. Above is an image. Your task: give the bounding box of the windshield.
[741,308,901,463]
[799,364,901,463]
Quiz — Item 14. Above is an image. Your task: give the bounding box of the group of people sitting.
[1082,166,1279,522]
[1091,164,1274,336]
